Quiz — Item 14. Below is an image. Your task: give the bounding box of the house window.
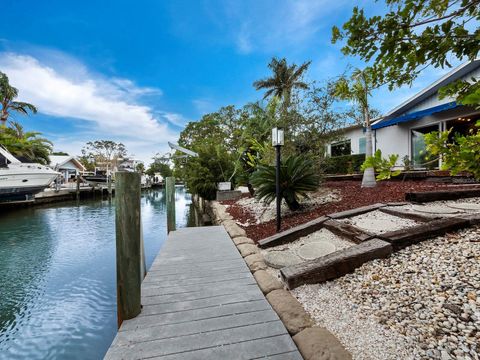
[331,140,351,157]
[411,124,439,169]
[358,137,366,154]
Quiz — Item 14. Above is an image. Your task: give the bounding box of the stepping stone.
[446,202,480,211]
[411,205,460,214]
[264,250,303,269]
[296,241,336,261]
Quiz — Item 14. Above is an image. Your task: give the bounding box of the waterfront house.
[49,155,86,183]
[327,60,480,170]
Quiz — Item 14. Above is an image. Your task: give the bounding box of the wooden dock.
[105,226,301,360]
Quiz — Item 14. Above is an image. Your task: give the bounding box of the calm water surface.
[0,187,196,360]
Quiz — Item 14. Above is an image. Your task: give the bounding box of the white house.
[326,124,367,157]
[49,155,86,182]
[328,60,480,170]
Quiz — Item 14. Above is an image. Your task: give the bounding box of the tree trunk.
[286,198,300,211]
[361,107,376,188]
[247,183,255,196]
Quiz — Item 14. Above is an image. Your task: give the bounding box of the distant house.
[49,155,86,182]
[327,60,480,170]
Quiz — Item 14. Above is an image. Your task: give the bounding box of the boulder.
[266,289,313,335]
[281,239,392,289]
[233,236,255,246]
[253,270,283,294]
[223,220,247,238]
[244,253,267,272]
[236,243,259,257]
[293,327,352,360]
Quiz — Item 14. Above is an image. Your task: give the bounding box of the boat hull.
[83,176,109,187]
[0,172,59,202]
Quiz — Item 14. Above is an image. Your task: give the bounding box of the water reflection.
[0,187,194,360]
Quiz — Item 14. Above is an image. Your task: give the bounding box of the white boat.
[0,146,60,202]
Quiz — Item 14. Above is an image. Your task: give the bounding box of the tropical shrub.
[424,122,480,180]
[181,143,236,200]
[361,149,401,181]
[0,122,52,164]
[250,155,320,211]
[323,154,366,174]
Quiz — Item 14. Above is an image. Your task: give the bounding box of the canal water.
[0,187,196,360]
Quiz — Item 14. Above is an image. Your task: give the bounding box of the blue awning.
[372,101,458,130]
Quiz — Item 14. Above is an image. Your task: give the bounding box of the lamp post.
[272,127,284,232]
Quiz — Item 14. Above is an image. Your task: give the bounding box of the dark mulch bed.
[221,180,480,242]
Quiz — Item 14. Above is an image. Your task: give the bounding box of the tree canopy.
[79,140,127,171]
[0,71,37,125]
[253,57,311,112]
[0,121,52,164]
[332,0,480,104]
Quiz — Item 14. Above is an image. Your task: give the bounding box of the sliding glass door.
[411,124,439,169]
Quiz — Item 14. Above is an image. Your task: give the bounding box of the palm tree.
[0,71,37,126]
[253,57,311,116]
[0,121,52,164]
[334,68,376,188]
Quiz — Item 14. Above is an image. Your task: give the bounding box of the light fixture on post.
[272,127,284,232]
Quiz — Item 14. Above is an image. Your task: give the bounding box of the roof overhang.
[383,60,480,119]
[372,101,458,130]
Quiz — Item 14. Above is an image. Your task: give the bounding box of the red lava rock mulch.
[221,180,480,242]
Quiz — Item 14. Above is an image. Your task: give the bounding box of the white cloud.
[0,52,184,163]
[224,0,349,53]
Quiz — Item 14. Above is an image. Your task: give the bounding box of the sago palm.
[250,155,320,211]
[0,71,37,126]
[253,57,311,113]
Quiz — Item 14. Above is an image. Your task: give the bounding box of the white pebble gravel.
[233,188,340,226]
[341,210,419,234]
[292,226,480,360]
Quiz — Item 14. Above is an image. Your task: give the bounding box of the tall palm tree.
[0,71,37,126]
[253,57,311,116]
[0,121,52,164]
[334,68,376,188]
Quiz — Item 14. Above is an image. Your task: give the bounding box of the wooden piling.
[115,171,142,327]
[166,176,176,233]
[76,175,81,200]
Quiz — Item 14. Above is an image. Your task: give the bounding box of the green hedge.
[323,154,366,174]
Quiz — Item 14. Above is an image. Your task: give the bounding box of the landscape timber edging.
[258,216,328,248]
[326,203,386,219]
[322,219,374,243]
[405,189,480,203]
[378,217,471,250]
[458,213,480,226]
[379,206,442,222]
[280,238,393,289]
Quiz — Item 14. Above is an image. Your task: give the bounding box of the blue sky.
[0,0,456,163]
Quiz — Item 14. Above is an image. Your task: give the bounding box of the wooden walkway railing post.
[166,177,176,233]
[115,171,142,328]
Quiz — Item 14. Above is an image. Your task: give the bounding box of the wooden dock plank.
[105,226,301,359]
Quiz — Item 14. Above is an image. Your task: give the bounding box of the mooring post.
[115,171,142,328]
[76,175,81,200]
[166,176,176,233]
